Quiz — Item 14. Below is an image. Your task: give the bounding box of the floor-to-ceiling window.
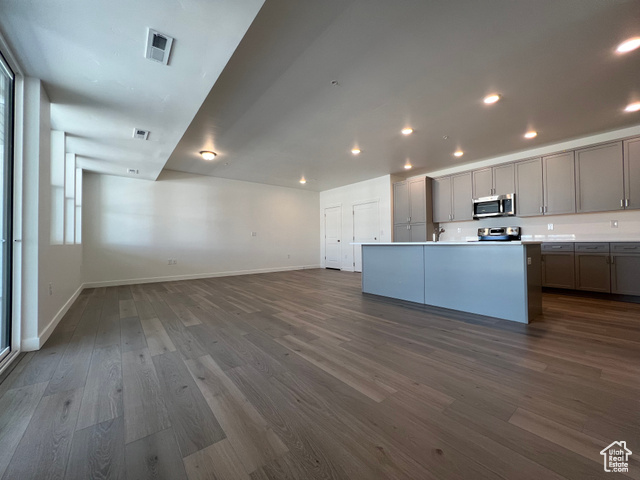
[0,51,14,363]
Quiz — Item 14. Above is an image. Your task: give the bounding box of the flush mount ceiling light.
[624,102,640,112]
[299,177,306,184]
[200,151,217,160]
[616,37,640,54]
[351,148,361,155]
[454,150,464,157]
[524,131,538,139]
[401,127,413,135]
[483,94,501,104]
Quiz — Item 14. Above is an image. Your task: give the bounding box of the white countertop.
[519,235,640,243]
[353,241,541,246]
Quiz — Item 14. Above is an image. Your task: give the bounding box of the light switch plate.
[611,220,618,228]
[547,223,554,231]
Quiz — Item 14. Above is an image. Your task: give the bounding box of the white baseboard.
[340,267,355,272]
[82,264,322,289]
[22,284,84,352]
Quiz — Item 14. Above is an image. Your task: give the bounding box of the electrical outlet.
[287,254,291,259]
[547,223,554,231]
[251,232,257,237]
[172,259,177,265]
[457,227,462,233]
[48,282,53,296]
[168,259,172,265]
[611,220,619,228]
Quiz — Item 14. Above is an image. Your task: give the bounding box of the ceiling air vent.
[133,128,150,140]
[145,28,174,65]
[127,168,139,175]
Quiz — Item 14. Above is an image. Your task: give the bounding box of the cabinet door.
[542,253,575,289]
[544,151,576,215]
[432,177,452,223]
[472,168,493,198]
[515,158,543,216]
[575,141,624,213]
[451,172,473,221]
[575,254,611,292]
[408,177,426,223]
[611,254,640,295]
[493,163,515,196]
[394,224,411,242]
[409,223,427,242]
[393,181,409,225]
[624,138,640,210]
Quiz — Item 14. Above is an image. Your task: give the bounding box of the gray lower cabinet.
[611,243,640,295]
[541,243,575,289]
[575,141,625,213]
[393,223,426,242]
[574,243,611,293]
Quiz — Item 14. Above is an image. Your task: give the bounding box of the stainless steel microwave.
[472,193,516,219]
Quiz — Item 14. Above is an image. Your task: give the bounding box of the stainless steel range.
[477,226,521,241]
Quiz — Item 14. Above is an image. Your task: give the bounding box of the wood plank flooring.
[1,268,639,479]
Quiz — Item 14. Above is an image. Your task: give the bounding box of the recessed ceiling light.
[351,148,361,155]
[624,102,640,112]
[454,150,464,157]
[483,94,501,104]
[401,127,413,135]
[200,151,217,161]
[404,162,412,170]
[616,37,640,54]
[524,131,538,139]
[299,177,306,184]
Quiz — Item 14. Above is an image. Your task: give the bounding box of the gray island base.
[360,242,542,324]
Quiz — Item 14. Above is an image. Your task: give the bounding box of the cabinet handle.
[611,256,615,265]
[544,206,547,213]
[625,199,629,207]
[539,206,543,213]
[606,256,610,264]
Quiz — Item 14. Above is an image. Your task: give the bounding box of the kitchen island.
[360,242,542,323]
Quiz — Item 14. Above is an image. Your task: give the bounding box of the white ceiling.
[1,0,640,191]
[0,0,264,180]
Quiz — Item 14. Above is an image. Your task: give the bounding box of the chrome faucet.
[433,226,445,242]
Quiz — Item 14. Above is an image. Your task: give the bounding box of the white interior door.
[353,201,379,272]
[324,206,341,269]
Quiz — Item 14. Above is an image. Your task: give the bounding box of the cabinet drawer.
[542,243,574,252]
[611,243,640,253]
[575,243,609,253]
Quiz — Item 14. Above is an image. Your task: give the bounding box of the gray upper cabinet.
[493,163,515,196]
[575,141,624,213]
[433,177,452,223]
[451,172,473,221]
[472,164,514,198]
[393,181,410,225]
[472,168,493,198]
[624,138,640,210]
[408,177,426,223]
[515,158,543,216]
[544,151,576,215]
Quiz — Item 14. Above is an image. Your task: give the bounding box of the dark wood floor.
[0,269,639,479]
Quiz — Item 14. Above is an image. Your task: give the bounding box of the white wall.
[319,174,395,271]
[21,78,83,350]
[82,170,320,285]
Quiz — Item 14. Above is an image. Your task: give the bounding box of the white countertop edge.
[352,241,541,246]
